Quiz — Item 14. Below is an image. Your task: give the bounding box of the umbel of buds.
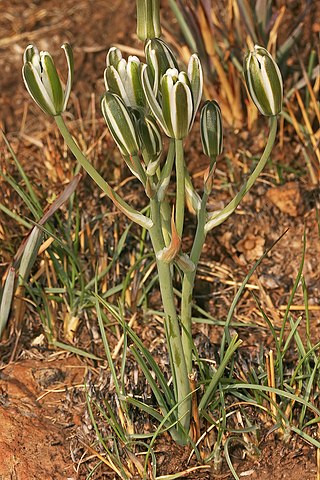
[141,54,203,139]
[101,92,140,157]
[200,100,223,157]
[104,47,145,109]
[136,0,161,41]
[244,45,283,116]
[22,44,74,116]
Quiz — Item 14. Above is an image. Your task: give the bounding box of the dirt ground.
[0,0,319,479]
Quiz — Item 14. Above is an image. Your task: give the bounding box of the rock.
[236,233,265,261]
[266,182,302,217]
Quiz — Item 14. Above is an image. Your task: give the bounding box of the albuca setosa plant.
[22,0,283,446]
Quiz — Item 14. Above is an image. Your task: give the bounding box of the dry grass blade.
[295,90,320,164]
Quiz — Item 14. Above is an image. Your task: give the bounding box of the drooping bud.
[22,43,74,116]
[244,45,283,116]
[101,92,140,157]
[200,100,223,157]
[136,0,161,41]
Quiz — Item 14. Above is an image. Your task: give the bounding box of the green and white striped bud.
[244,45,283,116]
[138,115,162,162]
[101,92,140,157]
[141,54,203,139]
[200,100,223,157]
[105,47,145,109]
[136,0,161,41]
[145,38,178,92]
[22,43,73,116]
[188,54,203,125]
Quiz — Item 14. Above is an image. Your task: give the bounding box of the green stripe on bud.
[105,48,145,108]
[200,100,223,157]
[138,115,162,162]
[142,51,203,139]
[244,45,283,116]
[22,44,74,116]
[106,47,122,68]
[101,92,140,157]
[188,54,203,125]
[145,38,178,93]
[136,0,161,41]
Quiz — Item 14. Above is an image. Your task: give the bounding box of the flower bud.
[101,92,140,157]
[145,38,178,91]
[22,43,73,116]
[142,56,203,139]
[138,115,162,161]
[105,48,145,109]
[200,100,223,157]
[136,0,161,41]
[244,45,283,116]
[188,54,203,125]
[161,69,193,139]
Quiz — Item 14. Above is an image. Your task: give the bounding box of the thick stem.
[149,199,191,438]
[175,138,185,238]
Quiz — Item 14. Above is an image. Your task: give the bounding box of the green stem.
[158,139,176,244]
[175,138,185,238]
[205,116,278,232]
[180,160,215,374]
[149,198,190,440]
[181,117,278,373]
[55,115,151,230]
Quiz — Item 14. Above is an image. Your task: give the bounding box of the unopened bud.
[244,45,283,116]
[200,100,223,157]
[101,92,140,157]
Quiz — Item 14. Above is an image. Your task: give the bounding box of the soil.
[0,0,319,479]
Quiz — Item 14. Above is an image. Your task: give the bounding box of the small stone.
[266,182,302,217]
[236,233,265,261]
